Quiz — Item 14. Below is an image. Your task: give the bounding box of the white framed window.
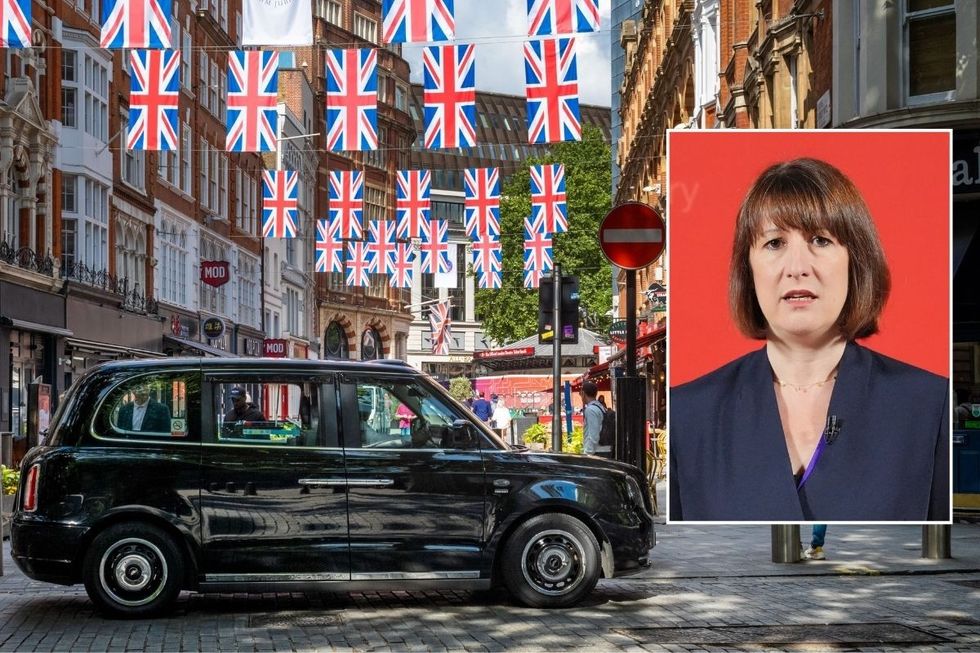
[61,50,78,128]
[121,109,146,190]
[238,251,260,327]
[64,176,109,274]
[353,13,377,43]
[181,119,192,194]
[904,0,956,103]
[199,52,210,113]
[157,215,189,306]
[316,0,342,26]
[115,221,147,291]
[181,28,192,89]
[286,287,300,335]
[83,53,109,142]
[237,168,258,235]
[209,60,219,113]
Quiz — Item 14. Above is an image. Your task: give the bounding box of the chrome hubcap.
[99,537,168,607]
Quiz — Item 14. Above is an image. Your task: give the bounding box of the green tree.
[448,376,473,404]
[475,125,613,344]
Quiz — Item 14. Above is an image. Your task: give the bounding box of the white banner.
[435,243,458,288]
[242,0,313,46]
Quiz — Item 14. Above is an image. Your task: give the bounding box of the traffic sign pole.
[598,202,664,471]
[551,265,562,453]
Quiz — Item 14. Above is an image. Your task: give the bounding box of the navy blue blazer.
[669,342,950,521]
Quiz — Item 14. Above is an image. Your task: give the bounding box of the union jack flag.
[127,50,180,151]
[315,218,344,273]
[329,170,364,240]
[100,0,172,49]
[325,49,378,152]
[464,168,500,240]
[382,0,454,44]
[526,0,599,36]
[226,51,278,153]
[346,241,371,287]
[471,236,502,290]
[530,163,568,233]
[0,0,31,48]
[419,219,451,274]
[523,215,553,288]
[395,170,431,240]
[262,171,299,239]
[388,243,416,288]
[367,220,396,275]
[428,300,452,355]
[525,37,581,144]
[422,44,476,149]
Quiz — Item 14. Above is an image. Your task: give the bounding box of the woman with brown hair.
[669,158,949,522]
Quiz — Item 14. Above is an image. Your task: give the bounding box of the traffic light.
[538,275,580,344]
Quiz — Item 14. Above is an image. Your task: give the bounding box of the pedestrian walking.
[472,392,493,423]
[580,381,611,458]
[804,524,828,560]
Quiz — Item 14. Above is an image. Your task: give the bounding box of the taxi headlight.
[625,476,644,508]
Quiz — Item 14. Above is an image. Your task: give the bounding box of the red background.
[667,130,951,386]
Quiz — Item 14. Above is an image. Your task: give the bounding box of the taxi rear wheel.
[501,513,600,608]
[82,523,184,618]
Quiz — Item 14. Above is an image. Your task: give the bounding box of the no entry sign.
[599,202,665,269]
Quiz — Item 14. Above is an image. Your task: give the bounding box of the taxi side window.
[100,372,201,442]
[352,379,477,450]
[215,381,319,447]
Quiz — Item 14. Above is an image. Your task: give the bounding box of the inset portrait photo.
[666,130,952,524]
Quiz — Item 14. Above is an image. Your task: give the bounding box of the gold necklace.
[773,372,838,393]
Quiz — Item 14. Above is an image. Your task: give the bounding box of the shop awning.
[573,326,667,390]
[66,337,166,359]
[0,316,73,337]
[163,334,235,358]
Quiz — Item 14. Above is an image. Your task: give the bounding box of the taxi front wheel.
[501,513,601,608]
[82,523,184,618]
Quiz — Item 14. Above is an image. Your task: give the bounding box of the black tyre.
[82,523,184,618]
[501,513,601,608]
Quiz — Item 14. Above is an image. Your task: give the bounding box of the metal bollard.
[921,524,952,559]
[771,525,802,563]
[0,432,12,468]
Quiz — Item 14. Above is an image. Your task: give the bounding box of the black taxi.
[11,358,655,617]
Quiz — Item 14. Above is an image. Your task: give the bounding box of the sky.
[401,0,613,107]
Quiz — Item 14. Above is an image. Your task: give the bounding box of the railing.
[62,260,160,315]
[0,241,56,276]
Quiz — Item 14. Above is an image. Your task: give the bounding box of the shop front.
[953,129,980,514]
[0,280,69,462]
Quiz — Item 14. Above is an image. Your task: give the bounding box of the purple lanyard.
[797,432,827,491]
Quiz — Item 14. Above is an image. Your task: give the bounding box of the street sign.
[599,202,665,270]
[202,318,225,339]
[200,260,230,288]
[609,319,628,343]
[263,339,288,357]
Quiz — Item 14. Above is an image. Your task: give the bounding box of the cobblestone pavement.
[1,526,980,653]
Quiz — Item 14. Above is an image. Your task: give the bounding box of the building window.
[62,174,77,212]
[905,0,956,100]
[121,109,146,190]
[324,321,349,359]
[158,216,188,306]
[316,0,342,26]
[353,13,377,43]
[62,177,109,274]
[238,252,260,328]
[360,327,382,360]
[61,50,78,128]
[82,53,109,142]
